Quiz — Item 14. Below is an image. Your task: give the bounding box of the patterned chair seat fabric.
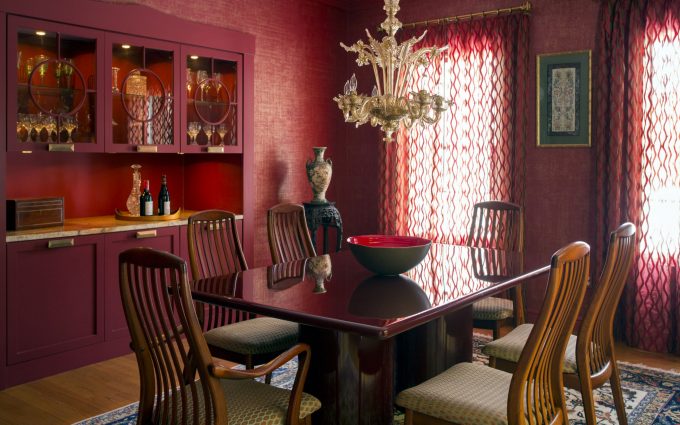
[396,362,512,425]
[169,376,321,424]
[204,317,299,355]
[472,296,514,321]
[482,323,579,373]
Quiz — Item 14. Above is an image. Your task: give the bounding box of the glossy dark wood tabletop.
[191,244,549,339]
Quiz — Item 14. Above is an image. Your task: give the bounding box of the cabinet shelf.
[18,82,95,95]
[188,99,238,108]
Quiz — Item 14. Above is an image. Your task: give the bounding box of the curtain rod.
[401,1,532,29]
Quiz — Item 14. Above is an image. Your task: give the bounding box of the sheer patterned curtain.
[595,0,680,353]
[379,14,528,244]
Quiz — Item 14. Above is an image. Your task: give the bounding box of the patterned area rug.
[74,334,680,425]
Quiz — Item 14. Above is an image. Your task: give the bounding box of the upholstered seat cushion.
[482,323,578,373]
[472,296,514,321]
[204,317,299,355]
[223,378,320,424]
[173,376,321,424]
[396,362,512,425]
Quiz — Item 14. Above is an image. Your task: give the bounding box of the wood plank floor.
[0,343,677,425]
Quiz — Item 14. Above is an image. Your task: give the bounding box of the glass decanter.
[126,164,142,216]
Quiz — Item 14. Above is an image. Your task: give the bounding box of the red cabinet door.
[180,45,242,154]
[104,226,180,340]
[8,16,105,153]
[7,235,104,365]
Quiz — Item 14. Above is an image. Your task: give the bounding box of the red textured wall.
[98,0,348,266]
[341,0,599,319]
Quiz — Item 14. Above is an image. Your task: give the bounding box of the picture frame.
[536,50,591,147]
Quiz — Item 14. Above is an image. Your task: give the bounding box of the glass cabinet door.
[8,17,104,152]
[181,46,241,153]
[107,34,179,153]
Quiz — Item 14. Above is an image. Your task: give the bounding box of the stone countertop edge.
[5,211,245,243]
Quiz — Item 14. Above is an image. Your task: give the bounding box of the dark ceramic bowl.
[347,235,432,275]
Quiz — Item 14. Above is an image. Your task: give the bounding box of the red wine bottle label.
[162,201,171,215]
[144,201,154,216]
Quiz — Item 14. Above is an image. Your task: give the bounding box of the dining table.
[191,244,550,425]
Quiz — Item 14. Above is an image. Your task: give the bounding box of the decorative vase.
[126,164,142,216]
[306,254,332,294]
[306,147,332,204]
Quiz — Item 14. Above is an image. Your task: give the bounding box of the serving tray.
[114,208,182,221]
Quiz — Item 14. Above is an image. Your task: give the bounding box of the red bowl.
[347,235,432,275]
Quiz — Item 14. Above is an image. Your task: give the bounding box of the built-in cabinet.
[104,227,180,340]
[7,235,104,365]
[1,0,255,389]
[8,16,243,154]
[8,17,104,152]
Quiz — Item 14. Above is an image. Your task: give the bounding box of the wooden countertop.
[6,210,244,243]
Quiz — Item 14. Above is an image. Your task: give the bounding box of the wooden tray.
[114,208,182,221]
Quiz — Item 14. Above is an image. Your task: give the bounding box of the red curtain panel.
[378,14,528,245]
[595,0,680,354]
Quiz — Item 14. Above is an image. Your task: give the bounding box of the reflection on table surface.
[191,244,546,338]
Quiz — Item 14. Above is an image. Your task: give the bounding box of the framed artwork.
[537,50,591,147]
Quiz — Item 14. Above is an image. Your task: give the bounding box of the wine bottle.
[158,174,171,216]
[140,180,153,216]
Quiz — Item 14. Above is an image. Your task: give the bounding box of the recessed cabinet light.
[35,30,46,36]
[121,44,131,49]
[190,55,199,60]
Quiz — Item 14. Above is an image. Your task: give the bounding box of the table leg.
[300,326,394,425]
[299,307,473,425]
[395,306,473,393]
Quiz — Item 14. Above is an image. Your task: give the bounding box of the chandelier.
[334,0,449,142]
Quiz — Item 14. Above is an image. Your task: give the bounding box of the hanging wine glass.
[202,123,213,146]
[187,121,200,145]
[111,67,120,94]
[45,115,57,142]
[24,57,34,84]
[54,62,62,88]
[34,54,49,86]
[217,124,227,146]
[16,115,25,141]
[28,114,40,141]
[62,58,74,89]
[62,116,77,143]
[186,68,194,97]
[196,70,208,101]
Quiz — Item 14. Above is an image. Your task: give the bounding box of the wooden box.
[7,197,65,231]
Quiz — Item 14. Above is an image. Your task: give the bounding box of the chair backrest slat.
[268,203,316,264]
[188,210,247,280]
[188,210,249,330]
[467,201,524,252]
[578,223,636,376]
[507,242,590,425]
[119,248,228,425]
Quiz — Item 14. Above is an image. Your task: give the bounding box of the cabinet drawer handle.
[48,238,75,249]
[136,146,158,153]
[48,144,75,152]
[136,230,157,239]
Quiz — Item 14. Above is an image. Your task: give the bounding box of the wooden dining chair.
[119,247,321,425]
[467,200,525,339]
[268,203,316,264]
[483,222,636,425]
[188,210,299,382]
[396,241,590,425]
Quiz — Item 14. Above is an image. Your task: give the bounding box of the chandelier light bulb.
[333,0,449,142]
